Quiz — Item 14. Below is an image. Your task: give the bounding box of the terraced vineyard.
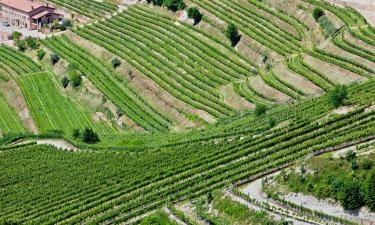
[73,5,259,117]
[17,72,114,134]
[43,35,171,132]
[2,79,375,224]
[0,93,25,134]
[1,0,375,224]
[46,0,118,19]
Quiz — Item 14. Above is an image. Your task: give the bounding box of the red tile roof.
[0,0,53,13]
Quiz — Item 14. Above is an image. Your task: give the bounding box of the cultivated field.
[0,0,374,224]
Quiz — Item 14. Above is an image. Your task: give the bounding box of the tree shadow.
[231,35,242,47]
[193,15,203,25]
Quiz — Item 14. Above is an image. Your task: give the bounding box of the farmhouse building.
[0,0,60,30]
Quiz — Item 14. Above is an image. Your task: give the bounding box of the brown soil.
[0,79,38,133]
[220,84,254,110]
[303,54,367,85]
[343,30,375,53]
[273,63,323,95]
[320,39,375,70]
[249,76,291,103]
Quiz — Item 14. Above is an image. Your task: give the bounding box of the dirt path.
[35,139,78,151]
[163,207,188,225]
[176,203,209,225]
[239,176,317,225]
[285,193,375,224]
[224,191,309,224]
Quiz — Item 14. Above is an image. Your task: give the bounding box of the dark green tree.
[313,7,324,21]
[226,23,239,46]
[338,180,363,210]
[111,58,121,69]
[164,0,185,11]
[50,53,60,65]
[72,129,81,139]
[328,85,347,108]
[82,128,99,144]
[187,7,203,25]
[61,76,69,89]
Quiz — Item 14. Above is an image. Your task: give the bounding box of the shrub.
[187,7,202,24]
[268,117,276,128]
[361,159,373,170]
[254,103,267,116]
[72,129,81,139]
[313,7,324,21]
[68,69,82,88]
[15,40,27,52]
[50,53,60,65]
[37,49,46,60]
[226,23,240,46]
[61,76,69,89]
[25,36,39,49]
[338,180,363,210]
[82,128,99,144]
[318,16,337,38]
[11,31,22,40]
[151,0,163,6]
[328,85,347,108]
[111,58,121,69]
[62,19,72,27]
[164,0,185,11]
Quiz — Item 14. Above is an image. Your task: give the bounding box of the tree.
[25,36,39,49]
[254,103,267,116]
[82,128,99,144]
[226,23,240,46]
[313,7,324,21]
[151,0,163,6]
[50,53,60,65]
[164,0,185,11]
[37,49,46,60]
[111,58,121,69]
[328,85,347,108]
[61,76,69,89]
[338,180,363,210]
[72,129,81,139]
[187,7,203,25]
[364,170,375,211]
[67,69,82,88]
[15,40,27,52]
[11,31,22,40]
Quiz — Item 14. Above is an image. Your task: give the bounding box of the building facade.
[0,0,60,30]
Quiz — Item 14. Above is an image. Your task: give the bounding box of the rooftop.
[0,0,53,13]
